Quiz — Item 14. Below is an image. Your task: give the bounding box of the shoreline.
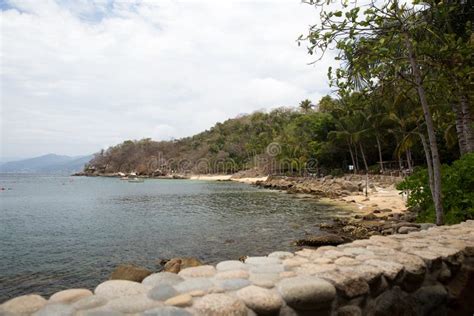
[2,221,473,314]
[77,172,406,216]
[253,174,408,216]
[189,174,268,185]
[4,172,471,315]
[187,173,422,243]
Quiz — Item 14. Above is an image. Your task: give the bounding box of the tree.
[299,99,313,113]
[298,0,467,225]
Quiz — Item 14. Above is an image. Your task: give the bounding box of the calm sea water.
[0,174,349,302]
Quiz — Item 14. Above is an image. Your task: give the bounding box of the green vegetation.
[397,153,474,224]
[298,0,473,225]
[87,0,473,225]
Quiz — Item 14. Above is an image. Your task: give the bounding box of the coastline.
[77,172,407,217]
[2,221,473,315]
[253,174,407,216]
[187,173,408,219]
[189,174,268,185]
[4,172,472,315]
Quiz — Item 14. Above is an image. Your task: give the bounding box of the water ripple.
[0,175,347,302]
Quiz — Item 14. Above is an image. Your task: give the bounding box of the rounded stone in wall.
[94,280,150,299]
[105,294,163,313]
[143,306,193,316]
[142,272,184,287]
[148,284,179,301]
[33,303,75,316]
[194,293,247,316]
[49,289,93,304]
[73,295,108,311]
[0,294,47,315]
[336,305,362,316]
[216,260,247,271]
[373,286,416,315]
[236,285,283,315]
[178,265,216,278]
[276,276,336,310]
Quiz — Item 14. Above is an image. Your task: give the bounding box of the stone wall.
[1,221,474,315]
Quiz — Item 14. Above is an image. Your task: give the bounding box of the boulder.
[161,257,202,274]
[336,305,362,316]
[295,234,347,247]
[194,294,247,316]
[164,294,193,307]
[174,278,214,293]
[373,286,417,315]
[142,272,184,287]
[277,276,336,310]
[363,213,378,220]
[72,296,108,311]
[178,265,216,278]
[49,289,93,304]
[236,285,283,315]
[143,306,193,316]
[413,285,447,315]
[216,260,247,271]
[110,264,153,282]
[0,295,47,315]
[398,226,419,234]
[315,270,369,299]
[249,272,280,288]
[213,279,251,291]
[94,280,150,299]
[104,294,162,314]
[215,269,249,280]
[342,182,359,192]
[148,284,179,301]
[33,303,75,316]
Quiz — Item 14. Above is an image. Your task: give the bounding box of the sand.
[319,184,407,216]
[189,175,232,181]
[190,175,406,214]
[189,174,268,184]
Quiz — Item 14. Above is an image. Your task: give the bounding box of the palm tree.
[299,99,313,113]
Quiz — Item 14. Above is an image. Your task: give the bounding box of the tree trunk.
[376,135,384,173]
[359,143,369,171]
[452,102,467,155]
[405,34,444,225]
[347,140,356,174]
[406,149,412,172]
[419,131,435,203]
[460,93,474,153]
[354,143,360,171]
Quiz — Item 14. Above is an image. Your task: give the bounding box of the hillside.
[85,105,343,176]
[0,154,93,174]
[83,95,456,178]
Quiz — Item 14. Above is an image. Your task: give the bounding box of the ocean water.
[0,174,349,302]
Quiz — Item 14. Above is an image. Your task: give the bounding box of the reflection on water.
[0,174,349,302]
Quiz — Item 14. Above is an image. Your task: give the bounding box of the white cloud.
[0,0,337,158]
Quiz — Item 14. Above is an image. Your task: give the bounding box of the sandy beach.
[189,175,268,184]
[339,184,407,213]
[190,174,407,215]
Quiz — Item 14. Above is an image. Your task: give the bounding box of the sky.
[0,0,336,160]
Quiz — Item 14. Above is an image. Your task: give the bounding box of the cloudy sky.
[0,0,336,159]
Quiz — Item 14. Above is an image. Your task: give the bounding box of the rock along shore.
[2,221,474,315]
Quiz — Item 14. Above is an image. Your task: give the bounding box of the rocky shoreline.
[2,221,473,315]
[71,172,431,254]
[254,174,400,200]
[253,175,432,243]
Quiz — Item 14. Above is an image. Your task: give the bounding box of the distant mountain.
[0,154,93,174]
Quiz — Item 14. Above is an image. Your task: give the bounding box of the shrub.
[397,153,474,224]
[330,168,344,177]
